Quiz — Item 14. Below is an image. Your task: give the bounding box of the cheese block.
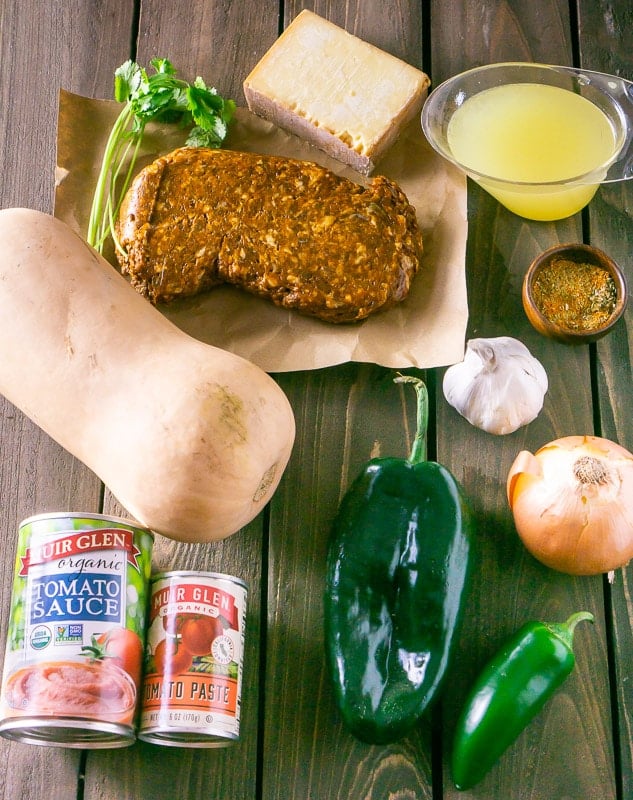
[243,10,430,175]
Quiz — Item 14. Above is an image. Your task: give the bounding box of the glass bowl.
[421,62,633,221]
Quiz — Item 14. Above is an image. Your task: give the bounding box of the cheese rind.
[243,10,430,175]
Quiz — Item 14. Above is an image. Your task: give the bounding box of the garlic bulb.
[443,337,548,435]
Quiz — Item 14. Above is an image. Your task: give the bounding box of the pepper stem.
[547,610,594,651]
[394,374,428,465]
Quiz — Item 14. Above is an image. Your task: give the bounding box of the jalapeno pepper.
[451,610,594,790]
[324,375,475,744]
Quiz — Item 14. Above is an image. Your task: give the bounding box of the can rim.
[19,511,153,536]
[137,727,237,747]
[0,715,135,748]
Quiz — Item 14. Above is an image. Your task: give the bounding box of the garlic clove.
[443,336,548,435]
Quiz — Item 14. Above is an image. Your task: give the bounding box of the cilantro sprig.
[87,58,236,254]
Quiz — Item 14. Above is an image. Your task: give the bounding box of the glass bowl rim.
[421,61,633,188]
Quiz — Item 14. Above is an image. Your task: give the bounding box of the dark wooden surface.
[0,1,631,798]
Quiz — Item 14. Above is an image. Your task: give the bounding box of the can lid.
[137,728,237,747]
[19,512,154,538]
[0,716,135,749]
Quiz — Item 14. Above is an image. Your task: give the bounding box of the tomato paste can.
[138,570,247,747]
[0,512,153,748]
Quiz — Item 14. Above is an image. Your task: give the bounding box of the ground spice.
[532,257,617,332]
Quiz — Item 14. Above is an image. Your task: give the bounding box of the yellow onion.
[507,435,633,575]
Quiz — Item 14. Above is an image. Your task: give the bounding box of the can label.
[139,571,247,746]
[0,513,153,747]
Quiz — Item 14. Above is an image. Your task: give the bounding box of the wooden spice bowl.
[522,243,628,344]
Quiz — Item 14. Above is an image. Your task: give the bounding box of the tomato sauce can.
[0,512,154,748]
[138,570,247,747]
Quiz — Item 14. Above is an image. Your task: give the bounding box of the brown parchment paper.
[55,89,468,373]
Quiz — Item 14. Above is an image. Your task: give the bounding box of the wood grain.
[431,1,616,798]
[260,3,433,796]
[0,1,133,797]
[81,2,282,796]
[577,2,633,798]
[270,365,434,800]
[0,0,630,798]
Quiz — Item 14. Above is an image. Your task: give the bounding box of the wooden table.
[0,1,631,798]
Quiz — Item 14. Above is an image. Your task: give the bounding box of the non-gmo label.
[54,624,83,645]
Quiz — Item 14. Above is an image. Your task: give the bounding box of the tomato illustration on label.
[153,637,193,675]
[81,626,144,687]
[180,615,223,655]
[151,613,226,674]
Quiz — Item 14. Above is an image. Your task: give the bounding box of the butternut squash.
[0,208,295,542]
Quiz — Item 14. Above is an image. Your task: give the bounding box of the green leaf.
[186,125,222,148]
[87,58,235,253]
[114,60,143,102]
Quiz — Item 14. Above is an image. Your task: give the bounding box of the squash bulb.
[0,208,296,543]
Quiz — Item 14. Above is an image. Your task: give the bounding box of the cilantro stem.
[87,104,135,251]
[105,133,143,255]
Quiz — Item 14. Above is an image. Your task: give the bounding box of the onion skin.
[507,435,633,575]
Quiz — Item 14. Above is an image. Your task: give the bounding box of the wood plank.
[577,2,633,798]
[82,1,280,797]
[284,0,423,58]
[0,1,133,798]
[1,1,629,798]
[136,0,280,102]
[270,365,434,800]
[430,1,617,798]
[260,4,434,798]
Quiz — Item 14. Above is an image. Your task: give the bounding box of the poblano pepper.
[324,375,475,744]
[451,611,594,790]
